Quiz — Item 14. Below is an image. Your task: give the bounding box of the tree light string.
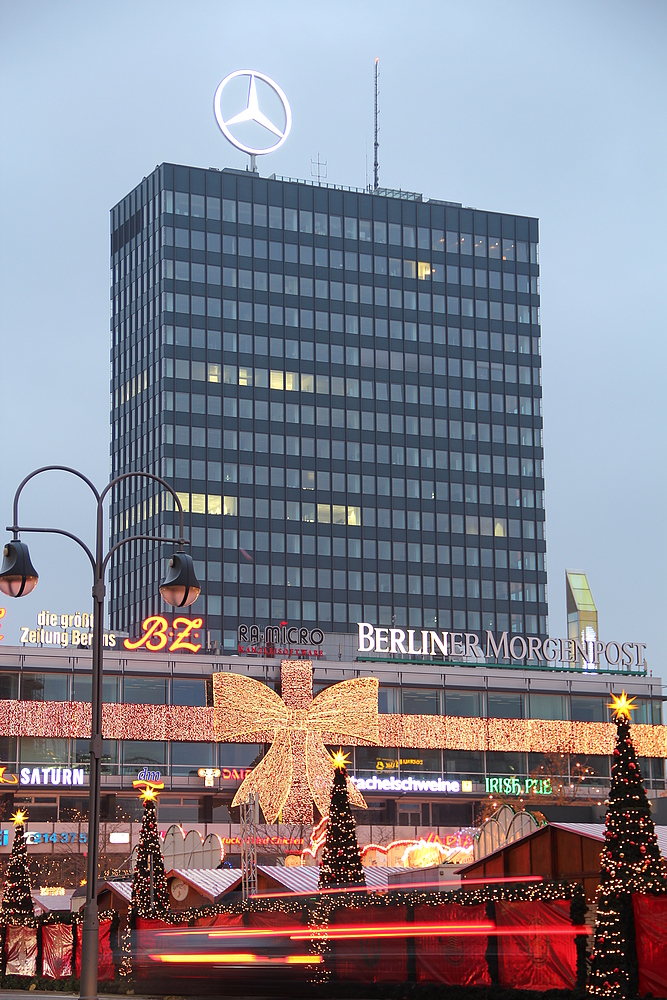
[0,662,664,757]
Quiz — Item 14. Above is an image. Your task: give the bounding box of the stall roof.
[168,868,241,901]
[255,864,408,896]
[32,890,74,914]
[551,823,667,857]
[98,880,132,903]
[257,864,320,895]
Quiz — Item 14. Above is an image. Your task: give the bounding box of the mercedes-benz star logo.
[214,70,292,157]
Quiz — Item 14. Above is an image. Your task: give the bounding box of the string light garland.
[213,661,377,823]
[588,691,667,998]
[0,677,665,758]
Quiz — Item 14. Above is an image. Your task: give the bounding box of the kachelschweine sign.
[357,623,646,670]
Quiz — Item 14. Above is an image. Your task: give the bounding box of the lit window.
[302,503,315,523]
[191,493,206,515]
[285,372,298,391]
[207,495,222,516]
[223,496,237,516]
[208,363,221,383]
[417,261,432,280]
[176,492,189,513]
[494,518,507,537]
[301,373,314,392]
[332,505,346,525]
[317,504,331,523]
[270,370,284,390]
[347,505,361,526]
[238,367,253,387]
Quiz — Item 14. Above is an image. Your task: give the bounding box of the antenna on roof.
[373,58,380,191]
[310,152,327,184]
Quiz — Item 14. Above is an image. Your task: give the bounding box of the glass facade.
[109,164,547,648]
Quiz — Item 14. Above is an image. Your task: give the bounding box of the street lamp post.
[0,466,200,1000]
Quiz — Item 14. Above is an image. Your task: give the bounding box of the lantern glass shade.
[159,551,200,608]
[0,541,39,598]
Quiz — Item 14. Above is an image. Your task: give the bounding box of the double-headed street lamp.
[0,466,201,1000]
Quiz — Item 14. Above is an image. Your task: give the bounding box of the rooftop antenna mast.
[373,57,380,191]
[310,153,328,184]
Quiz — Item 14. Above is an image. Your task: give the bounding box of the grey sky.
[1,1,665,677]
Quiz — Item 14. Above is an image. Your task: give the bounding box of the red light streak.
[289,922,591,940]
[145,914,590,949]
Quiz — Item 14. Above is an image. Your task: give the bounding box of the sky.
[0,0,665,677]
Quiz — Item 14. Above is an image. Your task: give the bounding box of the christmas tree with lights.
[318,751,365,890]
[588,692,667,998]
[2,810,34,921]
[130,785,169,917]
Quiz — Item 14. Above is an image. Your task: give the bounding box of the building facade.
[109,164,546,649]
[0,643,662,835]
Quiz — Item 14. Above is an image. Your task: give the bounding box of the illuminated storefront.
[0,636,664,835]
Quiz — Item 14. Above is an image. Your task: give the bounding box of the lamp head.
[159,550,200,608]
[0,540,38,598]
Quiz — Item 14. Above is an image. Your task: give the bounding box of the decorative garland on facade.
[0,658,664,758]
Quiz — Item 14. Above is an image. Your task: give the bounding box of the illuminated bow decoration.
[213,669,379,823]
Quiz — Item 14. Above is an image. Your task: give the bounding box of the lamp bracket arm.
[6,525,95,572]
[101,533,190,576]
[11,466,101,530]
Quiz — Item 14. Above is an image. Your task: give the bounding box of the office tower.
[109,164,546,649]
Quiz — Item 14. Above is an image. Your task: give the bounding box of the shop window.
[123,676,167,705]
[121,740,167,776]
[486,751,526,778]
[378,687,398,714]
[0,736,17,765]
[402,689,440,715]
[400,748,441,775]
[529,694,568,721]
[445,690,482,717]
[218,743,263,768]
[22,673,68,702]
[355,746,399,775]
[172,678,207,706]
[172,742,215,775]
[20,737,68,765]
[72,675,120,704]
[445,750,484,780]
[74,739,118,776]
[487,692,523,719]
[0,674,18,699]
[570,696,605,722]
